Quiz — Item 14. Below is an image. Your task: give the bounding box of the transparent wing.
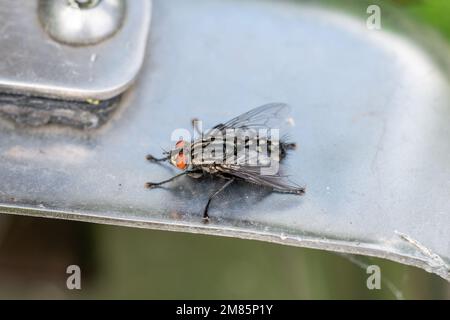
[216,164,305,194]
[210,103,294,133]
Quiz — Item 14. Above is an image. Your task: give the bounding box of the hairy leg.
[203,178,235,222]
[145,171,193,189]
[146,154,170,162]
[273,187,305,195]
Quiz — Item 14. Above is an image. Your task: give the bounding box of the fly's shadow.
[150,174,274,222]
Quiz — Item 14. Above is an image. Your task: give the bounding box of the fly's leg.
[146,154,177,173]
[273,187,305,195]
[192,118,202,135]
[203,178,235,222]
[145,171,192,189]
[146,154,170,162]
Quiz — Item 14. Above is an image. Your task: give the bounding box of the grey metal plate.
[0,0,151,100]
[0,0,449,280]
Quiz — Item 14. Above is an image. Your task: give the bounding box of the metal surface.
[0,0,151,100]
[39,0,126,46]
[0,0,449,280]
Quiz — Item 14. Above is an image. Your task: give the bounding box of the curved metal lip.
[0,76,136,101]
[1,204,448,281]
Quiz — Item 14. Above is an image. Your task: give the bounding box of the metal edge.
[0,203,448,281]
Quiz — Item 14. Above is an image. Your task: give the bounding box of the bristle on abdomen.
[283,142,297,150]
[280,142,297,159]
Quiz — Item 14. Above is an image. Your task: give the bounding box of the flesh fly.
[145,103,305,221]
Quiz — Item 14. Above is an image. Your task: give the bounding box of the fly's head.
[169,139,191,171]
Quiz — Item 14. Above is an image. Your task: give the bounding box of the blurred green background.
[0,0,449,299]
[0,216,448,299]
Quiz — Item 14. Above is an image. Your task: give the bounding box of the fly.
[145,103,305,222]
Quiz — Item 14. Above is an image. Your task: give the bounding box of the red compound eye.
[176,153,187,170]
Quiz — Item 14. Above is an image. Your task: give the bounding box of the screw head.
[39,0,126,46]
[68,0,101,9]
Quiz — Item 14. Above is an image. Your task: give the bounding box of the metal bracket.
[0,0,151,101]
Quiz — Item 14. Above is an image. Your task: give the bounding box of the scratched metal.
[0,0,449,280]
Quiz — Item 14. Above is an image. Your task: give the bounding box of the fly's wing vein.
[216,164,303,193]
[194,103,294,160]
[209,103,292,133]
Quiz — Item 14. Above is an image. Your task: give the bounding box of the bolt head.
[39,0,126,46]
